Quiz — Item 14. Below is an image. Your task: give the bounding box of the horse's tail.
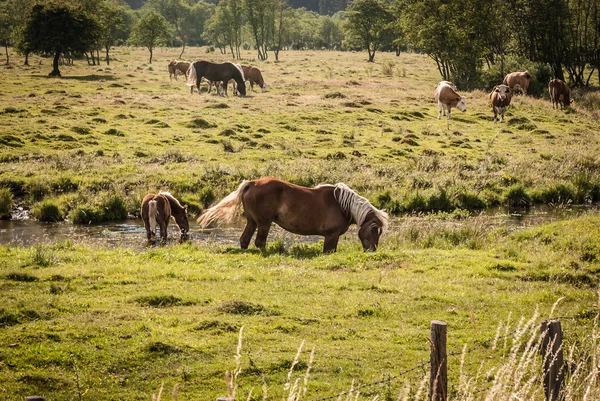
[197,180,251,227]
[149,199,159,234]
[186,62,197,88]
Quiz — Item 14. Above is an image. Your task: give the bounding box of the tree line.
[1,0,598,89]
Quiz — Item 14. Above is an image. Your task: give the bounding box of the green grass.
[0,47,599,399]
[1,47,599,223]
[0,214,598,400]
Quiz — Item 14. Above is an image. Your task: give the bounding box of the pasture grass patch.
[186,118,217,129]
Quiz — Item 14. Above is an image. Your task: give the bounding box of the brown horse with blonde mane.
[141,192,190,243]
[197,178,389,253]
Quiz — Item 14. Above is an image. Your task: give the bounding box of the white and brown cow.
[435,81,467,129]
[548,79,573,109]
[489,84,512,122]
[503,71,531,95]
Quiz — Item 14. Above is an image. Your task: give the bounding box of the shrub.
[381,60,395,76]
[26,180,50,202]
[533,183,576,204]
[454,191,486,211]
[70,194,127,224]
[426,190,453,212]
[0,188,13,219]
[503,184,532,207]
[198,187,216,207]
[32,200,64,222]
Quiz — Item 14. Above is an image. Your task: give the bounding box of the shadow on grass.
[219,242,323,259]
[35,74,118,81]
[450,116,478,124]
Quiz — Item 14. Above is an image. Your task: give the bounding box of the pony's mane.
[229,62,245,80]
[186,62,197,87]
[159,191,185,211]
[333,183,389,231]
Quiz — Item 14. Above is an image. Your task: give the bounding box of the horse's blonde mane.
[333,183,389,231]
[229,62,245,80]
[159,191,184,210]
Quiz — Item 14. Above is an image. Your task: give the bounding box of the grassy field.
[0,47,599,400]
[1,47,600,219]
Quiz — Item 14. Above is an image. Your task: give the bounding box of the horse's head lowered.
[333,183,389,252]
[358,212,385,251]
[174,205,190,240]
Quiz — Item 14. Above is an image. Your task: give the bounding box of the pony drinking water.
[141,192,190,243]
[197,178,388,253]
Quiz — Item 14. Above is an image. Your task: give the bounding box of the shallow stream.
[0,205,597,248]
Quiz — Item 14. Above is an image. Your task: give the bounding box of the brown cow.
[548,79,573,109]
[435,81,467,129]
[489,84,512,122]
[503,71,531,95]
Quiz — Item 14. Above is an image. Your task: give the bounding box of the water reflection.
[0,204,597,247]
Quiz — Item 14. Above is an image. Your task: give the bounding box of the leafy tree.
[318,15,344,50]
[129,9,171,63]
[244,0,276,60]
[0,4,10,64]
[22,1,99,76]
[273,0,293,60]
[344,0,394,62]
[206,0,243,58]
[97,2,129,65]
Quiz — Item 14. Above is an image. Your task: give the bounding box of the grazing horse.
[168,60,191,81]
[186,61,246,96]
[230,65,268,95]
[141,192,190,243]
[197,178,389,253]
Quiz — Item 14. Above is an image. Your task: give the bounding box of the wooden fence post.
[540,319,564,401]
[429,320,447,401]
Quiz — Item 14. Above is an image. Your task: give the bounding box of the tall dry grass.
[211,302,599,401]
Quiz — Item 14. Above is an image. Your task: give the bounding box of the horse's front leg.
[255,223,271,250]
[323,235,340,254]
[240,217,257,249]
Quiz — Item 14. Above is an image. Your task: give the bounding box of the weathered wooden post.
[540,319,564,401]
[429,320,447,401]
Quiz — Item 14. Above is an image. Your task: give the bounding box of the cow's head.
[494,84,511,101]
[456,96,467,112]
[261,83,268,93]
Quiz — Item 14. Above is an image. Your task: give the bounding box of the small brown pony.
[168,60,191,81]
[141,192,190,243]
[197,178,389,253]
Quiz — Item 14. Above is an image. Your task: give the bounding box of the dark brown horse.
[186,61,246,96]
[141,192,190,243]
[197,178,389,253]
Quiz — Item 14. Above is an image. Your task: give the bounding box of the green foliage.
[0,187,13,219]
[503,185,532,207]
[70,194,127,224]
[344,0,395,62]
[22,1,100,76]
[32,200,64,222]
[129,10,171,63]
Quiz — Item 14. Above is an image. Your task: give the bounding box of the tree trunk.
[24,52,29,66]
[149,48,153,64]
[105,46,110,65]
[50,51,61,76]
[179,40,186,59]
[4,44,8,65]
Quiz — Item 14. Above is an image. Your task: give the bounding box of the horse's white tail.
[186,62,197,88]
[197,180,250,227]
[149,200,158,234]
